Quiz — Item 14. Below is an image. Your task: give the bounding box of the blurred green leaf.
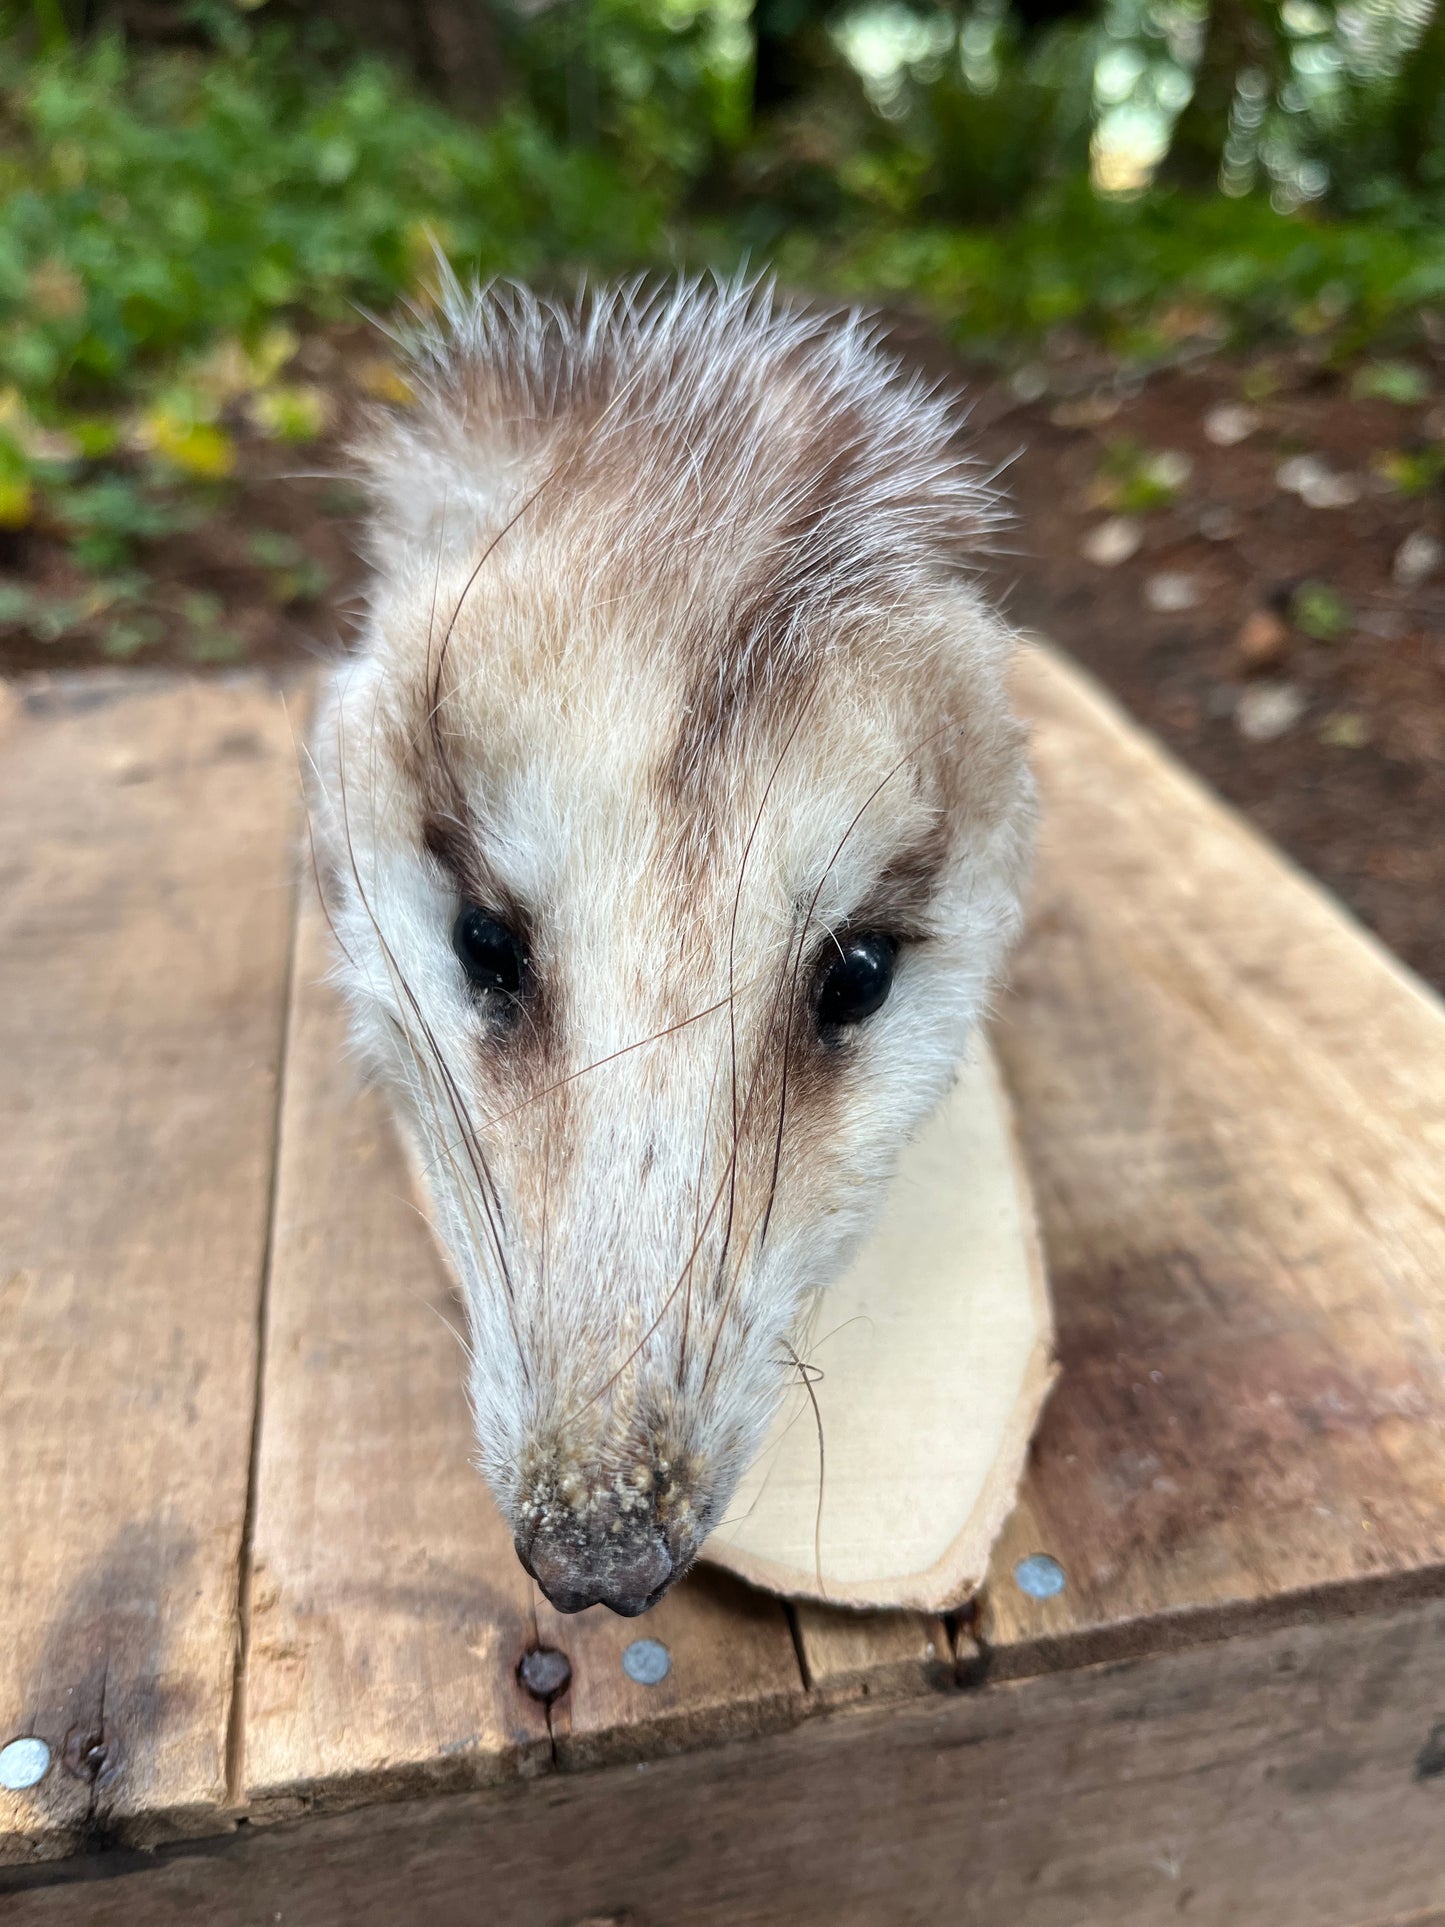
[1373,446,1445,496]
[1092,437,1192,513]
[100,614,162,659]
[0,433,35,529]
[60,476,192,570]
[1290,580,1351,642]
[1351,360,1431,405]
[0,582,36,624]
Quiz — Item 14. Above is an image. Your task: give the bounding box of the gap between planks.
[222,780,304,1812]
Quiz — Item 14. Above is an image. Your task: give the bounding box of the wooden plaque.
[704,1046,1054,1611]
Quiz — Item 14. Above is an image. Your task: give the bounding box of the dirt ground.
[963,340,1445,993]
[2,324,1442,990]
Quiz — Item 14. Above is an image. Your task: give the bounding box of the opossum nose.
[518,1530,674,1617]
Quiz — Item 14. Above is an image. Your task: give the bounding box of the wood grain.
[984,645,1445,1673]
[0,674,298,1860]
[790,1603,954,1703]
[537,1564,805,1770]
[239,892,551,1816]
[6,1598,1445,1926]
[8,637,1445,1888]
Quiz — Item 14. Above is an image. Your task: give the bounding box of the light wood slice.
[702,1046,1054,1611]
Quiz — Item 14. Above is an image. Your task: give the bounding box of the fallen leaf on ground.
[1319,711,1371,749]
[1145,572,1200,613]
[1394,530,1442,589]
[1234,609,1289,670]
[1198,505,1241,541]
[1081,517,1142,567]
[1203,402,1262,446]
[1276,455,1362,509]
[1236,683,1307,742]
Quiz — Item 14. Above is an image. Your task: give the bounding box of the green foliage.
[1287,3,1445,217]
[1290,580,1351,643]
[246,528,332,604]
[1352,359,1431,406]
[4,9,1442,421]
[917,17,1098,222]
[0,21,671,657]
[182,588,246,663]
[2,4,1444,664]
[1373,444,1445,498]
[1091,436,1190,511]
[0,582,38,624]
[58,476,196,571]
[0,29,665,420]
[501,0,753,190]
[790,174,1445,359]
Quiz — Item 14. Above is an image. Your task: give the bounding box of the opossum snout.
[518,1520,674,1617]
[513,1452,705,1615]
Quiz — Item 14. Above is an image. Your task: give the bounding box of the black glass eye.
[452,906,526,999]
[815,933,899,1031]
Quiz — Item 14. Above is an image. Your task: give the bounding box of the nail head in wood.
[1014,1554,1066,1599]
[621,1638,671,1686]
[0,1737,51,1791]
[517,1646,572,1703]
[62,1722,119,1785]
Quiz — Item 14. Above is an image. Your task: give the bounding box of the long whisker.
[284,696,361,974]
[333,680,529,1380]
[761,710,971,1252]
[364,663,516,1304]
[702,710,973,1386]
[480,990,736,1130]
[697,929,803,1392]
[680,1044,725,1386]
[716,668,828,1307]
[558,1009,791,1428]
[784,1337,828,1599]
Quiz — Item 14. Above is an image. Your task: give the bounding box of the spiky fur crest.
[309,273,1034,1609]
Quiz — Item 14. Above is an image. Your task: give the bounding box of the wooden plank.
[790,1604,954,1704]
[6,1597,1445,1926]
[239,892,551,1817]
[535,1564,805,1770]
[984,644,1445,1674]
[0,674,298,1861]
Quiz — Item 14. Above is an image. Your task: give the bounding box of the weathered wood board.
[4,1601,1445,1927]
[239,895,551,1817]
[0,674,298,1860]
[1,642,1442,1927]
[537,1564,805,1771]
[985,644,1445,1675]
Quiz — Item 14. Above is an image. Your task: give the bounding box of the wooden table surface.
[1,647,1442,1927]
